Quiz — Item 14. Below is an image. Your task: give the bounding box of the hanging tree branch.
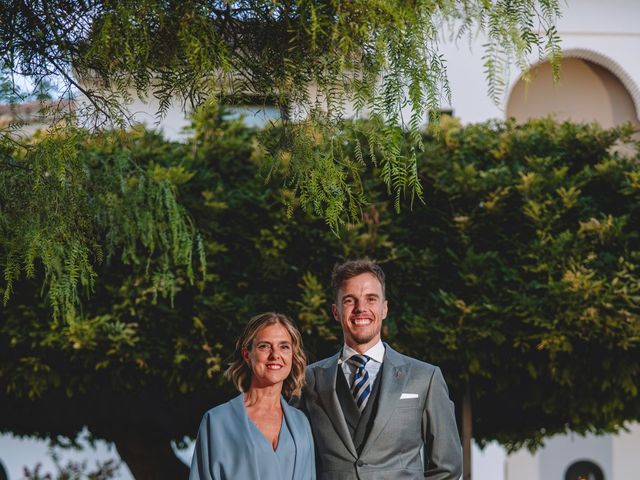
[0,0,562,319]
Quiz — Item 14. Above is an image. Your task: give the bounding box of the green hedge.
[1,111,639,455]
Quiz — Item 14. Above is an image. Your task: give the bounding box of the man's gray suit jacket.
[301,344,462,480]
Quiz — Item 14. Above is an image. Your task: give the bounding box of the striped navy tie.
[349,354,371,412]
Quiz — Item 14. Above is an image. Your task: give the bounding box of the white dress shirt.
[339,340,385,389]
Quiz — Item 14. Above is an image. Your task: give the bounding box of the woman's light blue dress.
[189,394,316,480]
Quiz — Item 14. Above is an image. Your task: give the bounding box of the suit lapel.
[335,369,360,433]
[360,344,410,454]
[316,352,358,457]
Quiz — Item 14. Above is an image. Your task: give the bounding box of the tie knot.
[349,354,369,368]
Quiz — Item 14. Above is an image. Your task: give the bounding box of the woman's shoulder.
[201,394,244,421]
[283,398,311,427]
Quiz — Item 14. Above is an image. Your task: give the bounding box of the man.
[300,259,462,479]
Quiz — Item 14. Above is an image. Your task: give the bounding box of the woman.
[189,312,315,480]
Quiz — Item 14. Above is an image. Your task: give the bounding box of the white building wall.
[505,448,539,480]
[539,433,612,480]
[438,35,503,124]
[125,96,280,141]
[0,431,135,480]
[442,0,640,124]
[473,442,507,480]
[126,96,191,141]
[77,1,640,135]
[612,423,640,480]
[505,424,640,480]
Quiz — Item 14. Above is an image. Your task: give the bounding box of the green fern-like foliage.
[0,125,203,322]
[1,0,561,217]
[0,0,561,314]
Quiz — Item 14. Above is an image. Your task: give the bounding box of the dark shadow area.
[565,460,605,480]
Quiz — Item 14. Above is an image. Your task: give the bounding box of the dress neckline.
[242,394,286,452]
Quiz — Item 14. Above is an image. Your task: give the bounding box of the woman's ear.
[242,347,250,366]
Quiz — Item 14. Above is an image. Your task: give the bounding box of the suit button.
[356,460,364,467]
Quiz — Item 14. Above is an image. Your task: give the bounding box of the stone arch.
[562,48,640,116]
[506,49,640,128]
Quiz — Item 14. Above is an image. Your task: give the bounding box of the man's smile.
[352,317,372,325]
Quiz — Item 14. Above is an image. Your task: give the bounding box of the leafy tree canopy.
[390,118,640,450]
[2,109,639,476]
[1,0,561,318]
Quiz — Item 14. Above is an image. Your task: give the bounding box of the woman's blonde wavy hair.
[225,312,307,399]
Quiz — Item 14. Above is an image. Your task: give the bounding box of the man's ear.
[382,299,389,319]
[332,304,339,322]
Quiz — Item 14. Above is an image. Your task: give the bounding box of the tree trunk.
[462,387,472,480]
[113,431,189,480]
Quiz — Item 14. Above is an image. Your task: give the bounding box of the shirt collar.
[340,339,385,364]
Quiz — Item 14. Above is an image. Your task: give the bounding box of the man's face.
[332,272,388,353]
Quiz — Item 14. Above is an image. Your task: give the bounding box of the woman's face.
[243,322,294,389]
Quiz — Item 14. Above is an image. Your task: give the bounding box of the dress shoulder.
[197,394,245,433]
[202,398,235,420]
[284,400,309,421]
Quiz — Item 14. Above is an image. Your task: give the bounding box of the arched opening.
[506,57,640,129]
[564,460,605,480]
